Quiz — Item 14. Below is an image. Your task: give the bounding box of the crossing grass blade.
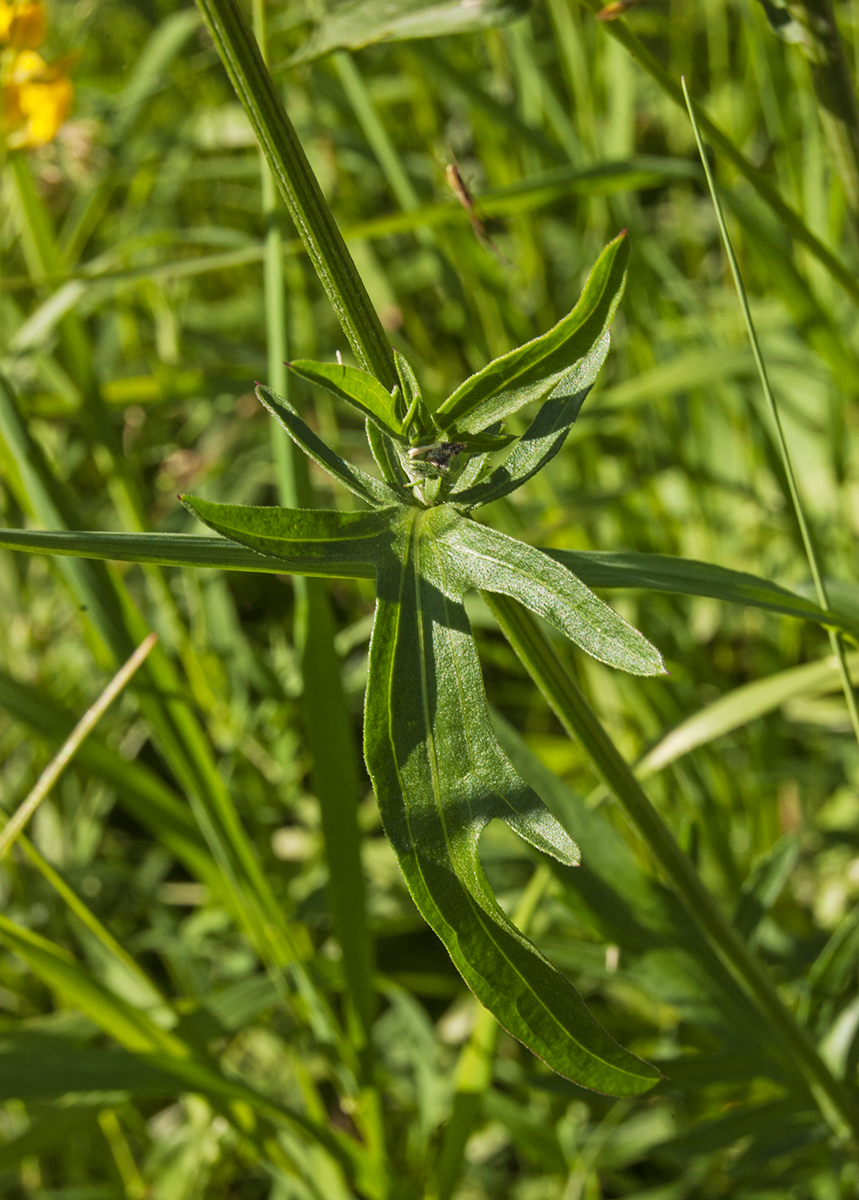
[546,549,859,637]
[639,651,859,776]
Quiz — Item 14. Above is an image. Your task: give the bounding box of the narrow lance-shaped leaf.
[181,497,395,572]
[288,359,405,438]
[0,526,374,580]
[453,331,610,509]
[363,507,660,1093]
[545,548,859,637]
[257,383,409,508]
[433,514,666,676]
[435,232,629,436]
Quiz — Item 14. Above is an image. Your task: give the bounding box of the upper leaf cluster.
[284,232,630,510]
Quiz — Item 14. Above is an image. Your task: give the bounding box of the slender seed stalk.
[0,633,157,861]
[484,590,859,1146]
[682,77,859,749]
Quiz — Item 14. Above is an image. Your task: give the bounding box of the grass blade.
[0,526,375,578]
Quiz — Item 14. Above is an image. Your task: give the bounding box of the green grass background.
[2,0,859,1195]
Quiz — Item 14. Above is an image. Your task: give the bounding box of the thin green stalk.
[682,76,859,748]
[573,0,859,308]
[252,0,378,1083]
[14,831,166,1010]
[484,590,859,1147]
[195,0,396,387]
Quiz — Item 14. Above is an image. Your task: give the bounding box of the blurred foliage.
[2,0,859,1195]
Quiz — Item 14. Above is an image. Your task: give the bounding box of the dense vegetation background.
[2,0,859,1195]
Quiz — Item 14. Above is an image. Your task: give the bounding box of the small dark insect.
[408,442,468,471]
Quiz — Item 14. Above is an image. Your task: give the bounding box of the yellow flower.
[3,48,72,148]
[0,1,46,50]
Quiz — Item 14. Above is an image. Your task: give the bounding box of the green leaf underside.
[452,332,609,508]
[288,359,405,437]
[435,233,629,436]
[288,0,528,63]
[256,383,408,507]
[363,512,659,1092]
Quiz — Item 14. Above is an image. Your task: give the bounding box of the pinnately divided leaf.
[435,232,629,436]
[0,237,665,1095]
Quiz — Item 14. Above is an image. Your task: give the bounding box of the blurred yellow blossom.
[0,1,46,49]
[0,0,72,150]
[4,48,71,146]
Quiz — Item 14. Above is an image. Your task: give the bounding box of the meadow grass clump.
[1,0,859,1196]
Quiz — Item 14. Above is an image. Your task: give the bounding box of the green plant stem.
[682,77,859,749]
[251,0,378,1084]
[573,0,859,308]
[484,591,859,1146]
[195,0,396,387]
